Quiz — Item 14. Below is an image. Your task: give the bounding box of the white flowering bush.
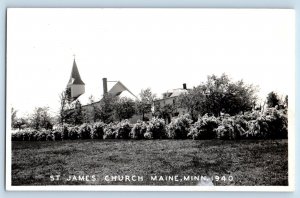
[92,121,106,139]
[216,116,236,140]
[130,120,148,139]
[11,108,288,141]
[79,123,93,139]
[103,122,118,139]
[68,126,80,140]
[188,114,220,140]
[167,114,193,139]
[36,130,49,141]
[115,120,133,139]
[247,108,287,139]
[144,117,167,139]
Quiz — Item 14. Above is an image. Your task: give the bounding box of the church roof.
[108,81,137,99]
[67,59,85,86]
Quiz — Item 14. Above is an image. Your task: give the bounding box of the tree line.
[11,74,288,130]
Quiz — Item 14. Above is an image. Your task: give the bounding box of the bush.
[115,120,132,139]
[68,126,80,140]
[79,123,93,139]
[46,132,54,141]
[247,108,287,139]
[12,132,23,141]
[36,130,48,141]
[130,120,148,139]
[216,116,236,140]
[145,117,167,139]
[188,114,219,140]
[264,108,288,139]
[22,129,38,141]
[242,110,261,121]
[92,122,106,139]
[53,125,70,140]
[52,130,62,141]
[167,114,193,139]
[103,122,118,139]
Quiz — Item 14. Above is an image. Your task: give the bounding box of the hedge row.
[11,107,287,141]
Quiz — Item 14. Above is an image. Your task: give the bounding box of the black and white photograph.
[6,8,295,191]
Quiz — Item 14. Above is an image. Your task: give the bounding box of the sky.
[7,8,295,116]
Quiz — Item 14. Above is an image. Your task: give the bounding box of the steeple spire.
[66,57,85,100]
[68,58,85,85]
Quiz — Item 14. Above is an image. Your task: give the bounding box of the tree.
[266,91,280,108]
[72,100,84,125]
[30,107,53,130]
[153,103,176,124]
[177,86,206,121]
[178,74,257,119]
[13,118,28,130]
[114,97,136,121]
[136,88,156,121]
[11,107,17,128]
[58,89,70,126]
[97,93,118,123]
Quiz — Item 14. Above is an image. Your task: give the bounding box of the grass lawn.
[11,139,288,186]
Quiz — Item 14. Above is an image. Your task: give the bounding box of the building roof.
[168,88,188,97]
[67,59,85,86]
[108,81,137,98]
[154,88,188,102]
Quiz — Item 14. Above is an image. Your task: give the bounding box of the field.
[11,139,288,186]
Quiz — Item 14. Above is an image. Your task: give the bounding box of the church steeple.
[67,58,85,86]
[66,56,85,100]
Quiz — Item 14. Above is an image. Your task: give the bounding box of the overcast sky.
[7,8,295,116]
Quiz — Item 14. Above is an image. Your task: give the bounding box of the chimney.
[183,83,187,90]
[103,78,108,94]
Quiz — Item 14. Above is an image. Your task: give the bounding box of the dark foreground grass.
[11,139,288,186]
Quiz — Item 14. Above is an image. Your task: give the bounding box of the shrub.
[145,117,167,139]
[92,121,106,139]
[68,126,80,140]
[12,132,22,141]
[54,125,70,140]
[52,130,62,141]
[242,110,261,121]
[36,130,48,141]
[46,132,54,141]
[168,114,193,139]
[103,122,118,139]
[79,123,93,139]
[264,108,288,139]
[216,116,236,140]
[188,114,219,140]
[233,115,249,138]
[115,120,132,139]
[130,120,148,139]
[144,131,153,139]
[247,108,287,139]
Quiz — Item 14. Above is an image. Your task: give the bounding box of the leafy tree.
[153,103,176,124]
[114,97,136,121]
[58,89,70,125]
[11,108,17,128]
[30,107,53,130]
[266,91,280,108]
[72,100,84,125]
[136,88,156,121]
[13,118,28,130]
[178,74,257,119]
[97,93,118,123]
[177,86,206,121]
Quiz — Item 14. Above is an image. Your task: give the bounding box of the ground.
[11,139,288,186]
